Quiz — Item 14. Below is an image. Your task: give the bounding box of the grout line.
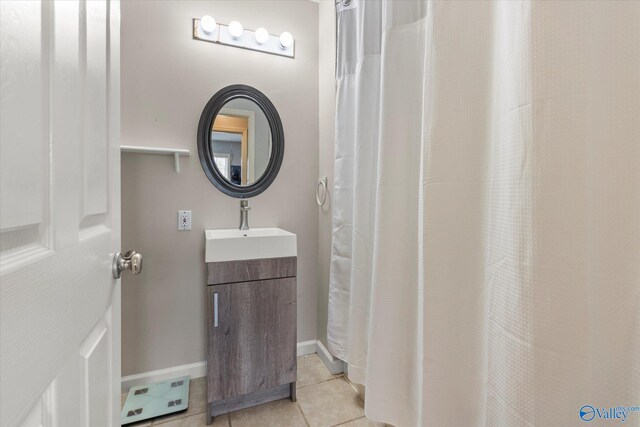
[342,375,365,401]
[295,401,311,427]
[297,374,344,390]
[331,416,366,427]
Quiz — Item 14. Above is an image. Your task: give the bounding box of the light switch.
[178,210,191,231]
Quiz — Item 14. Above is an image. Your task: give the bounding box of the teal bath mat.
[121,376,190,425]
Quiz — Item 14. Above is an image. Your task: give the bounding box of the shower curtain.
[327,1,640,426]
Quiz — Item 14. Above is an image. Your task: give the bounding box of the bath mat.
[121,376,190,425]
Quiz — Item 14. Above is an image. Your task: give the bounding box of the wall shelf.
[120,145,190,173]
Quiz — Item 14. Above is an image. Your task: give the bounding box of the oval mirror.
[197,85,284,198]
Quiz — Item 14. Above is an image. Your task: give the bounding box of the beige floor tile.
[350,382,365,399]
[229,399,307,427]
[337,416,386,427]
[297,378,364,427]
[153,412,229,426]
[123,419,153,427]
[297,354,337,388]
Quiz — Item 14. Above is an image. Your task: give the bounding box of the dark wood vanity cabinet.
[205,257,297,424]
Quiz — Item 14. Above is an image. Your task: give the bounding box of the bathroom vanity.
[197,85,296,423]
[204,228,297,424]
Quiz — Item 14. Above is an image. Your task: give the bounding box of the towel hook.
[316,177,327,206]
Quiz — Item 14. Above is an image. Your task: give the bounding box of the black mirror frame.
[197,84,284,199]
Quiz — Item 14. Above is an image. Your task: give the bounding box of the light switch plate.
[178,210,191,231]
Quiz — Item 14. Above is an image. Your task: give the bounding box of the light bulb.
[279,31,293,49]
[228,21,244,39]
[255,27,269,45]
[200,15,216,34]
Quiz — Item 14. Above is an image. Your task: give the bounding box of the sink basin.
[205,228,297,263]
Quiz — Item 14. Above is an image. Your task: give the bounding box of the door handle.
[112,250,143,279]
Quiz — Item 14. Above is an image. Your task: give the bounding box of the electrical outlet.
[178,210,191,231]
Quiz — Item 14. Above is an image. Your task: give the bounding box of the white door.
[1,1,122,426]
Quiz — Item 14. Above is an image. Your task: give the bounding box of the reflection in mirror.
[210,98,272,187]
[198,84,284,198]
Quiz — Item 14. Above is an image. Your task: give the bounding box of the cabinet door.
[207,278,296,401]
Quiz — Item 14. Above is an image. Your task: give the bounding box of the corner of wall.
[316,0,337,350]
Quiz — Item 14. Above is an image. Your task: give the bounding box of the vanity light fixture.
[200,15,217,34]
[279,32,293,49]
[228,20,244,39]
[193,17,295,58]
[255,27,269,45]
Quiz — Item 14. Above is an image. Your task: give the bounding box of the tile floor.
[122,354,386,427]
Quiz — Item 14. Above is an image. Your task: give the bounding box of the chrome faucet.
[239,200,250,230]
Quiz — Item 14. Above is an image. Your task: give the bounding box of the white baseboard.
[296,340,318,357]
[121,360,206,393]
[122,340,326,393]
[315,340,345,375]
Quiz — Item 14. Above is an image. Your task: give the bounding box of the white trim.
[316,340,345,375]
[121,361,206,393]
[122,340,326,392]
[296,340,318,357]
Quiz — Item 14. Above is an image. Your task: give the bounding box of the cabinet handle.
[213,292,219,328]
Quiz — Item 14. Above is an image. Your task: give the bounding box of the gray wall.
[317,0,336,348]
[121,0,319,377]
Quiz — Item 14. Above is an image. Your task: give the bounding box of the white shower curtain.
[328,1,640,426]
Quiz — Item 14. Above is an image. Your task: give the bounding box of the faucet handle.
[240,200,250,210]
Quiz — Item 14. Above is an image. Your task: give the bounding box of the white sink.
[205,227,297,263]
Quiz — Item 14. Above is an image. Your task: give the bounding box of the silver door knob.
[112,250,143,279]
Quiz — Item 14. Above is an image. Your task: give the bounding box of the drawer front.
[206,257,296,285]
[207,278,296,401]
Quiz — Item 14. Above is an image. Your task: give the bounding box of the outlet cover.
[178,210,191,231]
